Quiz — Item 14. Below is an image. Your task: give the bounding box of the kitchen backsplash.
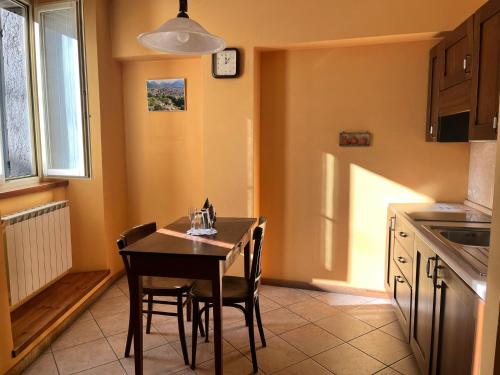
[468,142,497,210]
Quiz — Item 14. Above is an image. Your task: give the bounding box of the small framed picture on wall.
[146,78,186,112]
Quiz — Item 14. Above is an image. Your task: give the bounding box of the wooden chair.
[117,222,204,365]
[190,217,267,373]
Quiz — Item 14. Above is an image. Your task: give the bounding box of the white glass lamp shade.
[137,17,226,55]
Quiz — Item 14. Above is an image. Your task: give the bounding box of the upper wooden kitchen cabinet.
[470,0,500,140]
[426,0,500,142]
[426,44,442,141]
[440,17,474,91]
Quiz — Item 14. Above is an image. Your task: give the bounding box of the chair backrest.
[117,222,157,290]
[116,222,157,250]
[249,217,267,295]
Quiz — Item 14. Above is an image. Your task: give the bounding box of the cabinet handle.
[429,125,433,135]
[399,232,408,238]
[433,264,442,288]
[389,216,396,232]
[493,116,498,130]
[395,276,405,284]
[426,256,437,279]
[463,55,472,73]
[397,256,407,264]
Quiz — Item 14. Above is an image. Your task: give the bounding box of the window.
[0,0,90,184]
[0,0,37,180]
[35,0,90,178]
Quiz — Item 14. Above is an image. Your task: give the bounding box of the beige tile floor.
[22,278,421,375]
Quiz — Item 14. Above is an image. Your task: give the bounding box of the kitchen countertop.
[389,202,491,300]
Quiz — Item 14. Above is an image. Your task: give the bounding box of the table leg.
[212,261,224,375]
[130,273,143,375]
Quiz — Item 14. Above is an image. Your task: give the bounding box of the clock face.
[213,49,239,78]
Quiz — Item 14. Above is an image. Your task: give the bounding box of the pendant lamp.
[137,0,226,55]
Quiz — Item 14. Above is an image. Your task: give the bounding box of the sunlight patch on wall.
[348,164,433,290]
[321,152,336,271]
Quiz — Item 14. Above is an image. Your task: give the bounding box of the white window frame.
[0,0,39,183]
[34,0,91,179]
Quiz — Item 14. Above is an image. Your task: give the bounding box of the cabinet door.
[470,0,500,140]
[440,17,474,90]
[432,259,481,375]
[411,238,437,374]
[391,260,411,342]
[385,215,395,291]
[426,43,443,141]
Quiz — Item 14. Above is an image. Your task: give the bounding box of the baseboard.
[7,270,124,375]
[261,278,389,299]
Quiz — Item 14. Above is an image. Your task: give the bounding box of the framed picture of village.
[147,78,186,112]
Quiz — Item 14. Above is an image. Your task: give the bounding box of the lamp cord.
[178,0,189,18]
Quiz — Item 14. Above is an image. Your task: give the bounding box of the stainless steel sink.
[438,228,490,247]
[425,226,490,277]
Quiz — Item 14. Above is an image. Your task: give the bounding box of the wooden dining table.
[119,216,257,375]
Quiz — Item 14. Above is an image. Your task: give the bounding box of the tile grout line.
[276,296,411,371]
[38,282,403,375]
[69,359,122,375]
[239,288,400,373]
[342,340,411,369]
[90,284,192,374]
[345,331,414,367]
[86,307,127,374]
[50,351,62,375]
[239,291,409,374]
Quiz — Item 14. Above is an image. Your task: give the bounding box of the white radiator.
[2,201,72,306]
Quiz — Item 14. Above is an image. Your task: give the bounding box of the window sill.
[0,179,69,200]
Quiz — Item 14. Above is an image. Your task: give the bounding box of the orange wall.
[260,42,469,290]
[0,0,129,372]
[68,0,128,274]
[122,58,205,227]
[97,0,129,274]
[110,0,485,221]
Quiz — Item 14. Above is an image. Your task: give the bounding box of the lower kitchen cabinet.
[411,237,437,374]
[386,214,483,375]
[391,259,412,341]
[432,259,483,374]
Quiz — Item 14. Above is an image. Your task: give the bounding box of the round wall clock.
[212,48,240,78]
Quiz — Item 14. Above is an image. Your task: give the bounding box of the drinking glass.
[193,212,203,231]
[188,207,196,230]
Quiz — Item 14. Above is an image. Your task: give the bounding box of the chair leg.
[146,293,153,334]
[125,305,134,358]
[186,294,192,322]
[198,317,205,337]
[191,300,199,370]
[204,302,210,343]
[255,296,267,347]
[245,302,249,326]
[177,295,189,365]
[247,303,258,373]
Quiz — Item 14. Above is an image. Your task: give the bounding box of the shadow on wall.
[259,42,470,292]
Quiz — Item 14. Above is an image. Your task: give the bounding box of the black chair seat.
[191,276,249,301]
[143,276,194,292]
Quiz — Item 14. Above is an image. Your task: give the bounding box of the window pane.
[0,0,36,179]
[37,2,88,177]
